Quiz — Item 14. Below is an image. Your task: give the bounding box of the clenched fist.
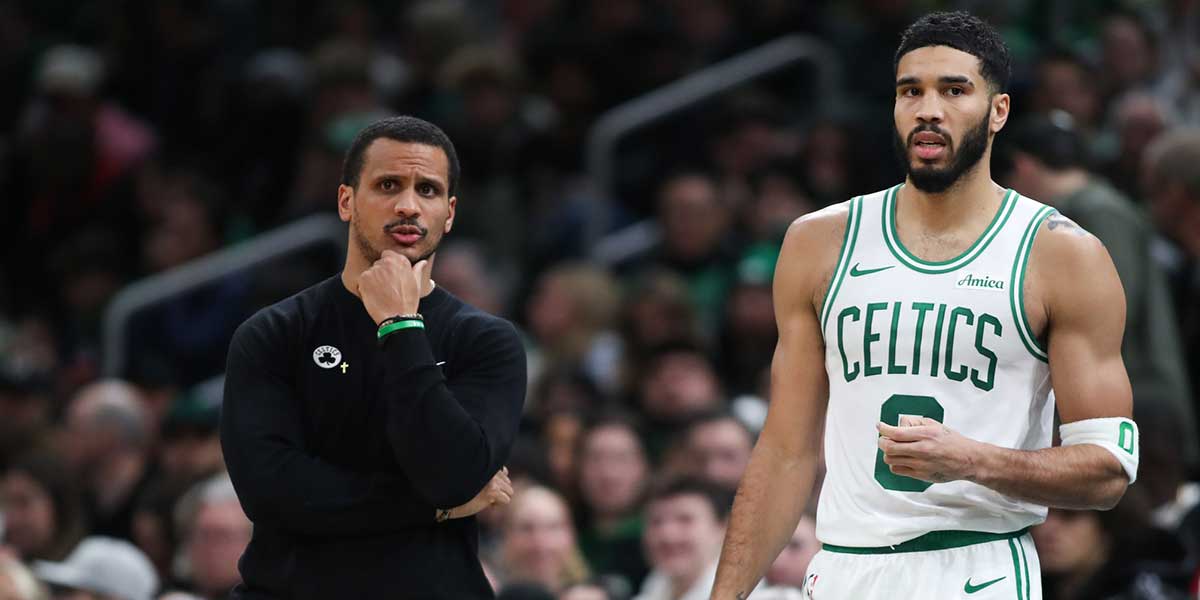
[357,250,431,325]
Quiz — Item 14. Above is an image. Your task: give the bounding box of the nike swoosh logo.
[436,361,446,366]
[964,576,1006,594]
[849,263,895,277]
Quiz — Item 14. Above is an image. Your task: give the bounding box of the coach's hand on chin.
[357,249,433,325]
[877,416,983,484]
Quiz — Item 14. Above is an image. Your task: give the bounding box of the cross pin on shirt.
[341,362,349,374]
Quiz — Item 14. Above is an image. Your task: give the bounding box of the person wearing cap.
[33,536,158,600]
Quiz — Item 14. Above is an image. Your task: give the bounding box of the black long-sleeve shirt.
[220,274,526,599]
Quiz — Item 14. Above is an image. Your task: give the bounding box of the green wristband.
[377,319,425,339]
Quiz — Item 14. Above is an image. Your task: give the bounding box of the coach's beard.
[352,217,437,264]
[893,113,990,194]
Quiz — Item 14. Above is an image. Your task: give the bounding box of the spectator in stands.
[1141,129,1200,407]
[7,44,155,308]
[157,387,223,490]
[0,449,85,562]
[130,482,181,585]
[174,474,250,600]
[1031,50,1104,143]
[619,171,738,330]
[60,380,156,541]
[498,486,590,594]
[528,368,606,492]
[796,120,863,208]
[1001,112,1195,458]
[1101,92,1174,197]
[618,270,701,381]
[633,342,725,460]
[715,247,778,395]
[635,478,799,600]
[574,413,650,591]
[743,162,813,243]
[525,263,623,395]
[32,536,158,600]
[0,557,47,600]
[682,412,754,490]
[1033,499,1190,599]
[0,326,54,468]
[433,240,510,317]
[1099,12,1161,101]
[765,514,819,590]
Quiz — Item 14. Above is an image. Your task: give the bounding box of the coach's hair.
[646,476,736,522]
[894,11,1012,94]
[340,115,461,195]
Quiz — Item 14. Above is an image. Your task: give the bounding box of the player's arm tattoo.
[1045,214,1092,238]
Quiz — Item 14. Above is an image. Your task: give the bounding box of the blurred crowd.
[0,0,1199,599]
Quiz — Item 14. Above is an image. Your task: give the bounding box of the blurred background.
[0,0,1198,599]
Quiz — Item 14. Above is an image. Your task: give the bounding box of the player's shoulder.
[781,198,853,252]
[1031,210,1110,271]
[1024,204,1120,307]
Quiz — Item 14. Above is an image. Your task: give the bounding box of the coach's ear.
[337,184,354,222]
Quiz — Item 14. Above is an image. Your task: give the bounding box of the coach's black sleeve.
[381,318,526,508]
[220,320,436,535]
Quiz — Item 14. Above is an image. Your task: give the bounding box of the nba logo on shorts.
[802,573,819,598]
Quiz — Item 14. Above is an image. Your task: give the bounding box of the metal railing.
[584,34,842,257]
[102,214,346,377]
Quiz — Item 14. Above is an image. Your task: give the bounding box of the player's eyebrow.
[938,75,973,87]
[895,75,975,87]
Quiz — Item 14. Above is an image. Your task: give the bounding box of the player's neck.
[901,167,1004,234]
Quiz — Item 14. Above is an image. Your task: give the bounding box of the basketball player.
[711,12,1138,599]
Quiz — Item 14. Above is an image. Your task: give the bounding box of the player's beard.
[893,110,990,194]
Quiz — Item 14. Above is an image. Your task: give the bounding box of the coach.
[220,116,526,598]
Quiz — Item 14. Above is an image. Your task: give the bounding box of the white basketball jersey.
[816,184,1057,547]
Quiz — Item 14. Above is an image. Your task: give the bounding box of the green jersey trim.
[819,197,862,332]
[1009,204,1055,362]
[883,185,1017,274]
[821,527,1030,554]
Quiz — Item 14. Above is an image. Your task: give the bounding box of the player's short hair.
[894,11,1012,94]
[340,115,460,195]
[646,476,736,522]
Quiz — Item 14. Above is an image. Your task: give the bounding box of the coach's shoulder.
[231,290,307,355]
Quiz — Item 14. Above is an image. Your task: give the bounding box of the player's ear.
[444,196,457,233]
[337,184,354,222]
[990,92,1010,134]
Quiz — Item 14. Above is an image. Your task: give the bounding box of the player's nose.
[915,93,945,124]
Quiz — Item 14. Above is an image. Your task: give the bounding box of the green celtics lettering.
[836,302,1002,391]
